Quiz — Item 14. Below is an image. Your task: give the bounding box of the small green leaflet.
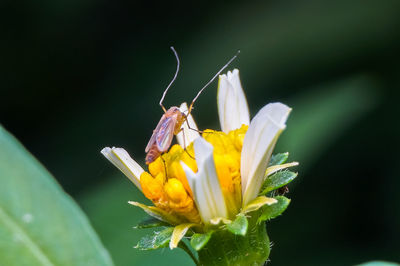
[268,153,289,166]
[226,214,248,236]
[135,227,174,250]
[190,231,213,251]
[260,170,297,195]
[257,196,290,224]
[134,217,169,229]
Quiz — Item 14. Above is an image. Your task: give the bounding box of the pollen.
[141,125,248,223]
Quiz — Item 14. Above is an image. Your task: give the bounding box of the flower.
[101,69,298,259]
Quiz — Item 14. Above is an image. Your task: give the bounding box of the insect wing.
[156,116,176,152]
[145,130,158,153]
[145,114,167,153]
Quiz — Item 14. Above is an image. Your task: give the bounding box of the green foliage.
[268,152,289,166]
[257,196,291,224]
[278,79,378,170]
[135,227,174,250]
[226,213,248,236]
[357,262,400,266]
[0,125,113,266]
[134,217,169,229]
[260,170,298,195]
[190,231,213,251]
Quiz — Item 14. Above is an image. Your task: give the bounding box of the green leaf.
[260,170,298,195]
[226,214,248,236]
[135,227,174,250]
[357,262,399,266]
[279,79,378,170]
[0,125,113,266]
[190,231,213,251]
[268,152,289,166]
[257,196,290,224]
[134,217,169,229]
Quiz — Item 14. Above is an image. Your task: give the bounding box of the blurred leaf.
[260,170,298,195]
[357,262,399,266]
[134,217,169,229]
[135,227,173,250]
[0,125,113,266]
[190,231,213,251]
[268,152,289,166]
[226,214,248,236]
[279,78,379,169]
[257,196,290,224]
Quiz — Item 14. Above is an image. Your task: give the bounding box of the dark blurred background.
[1,0,400,265]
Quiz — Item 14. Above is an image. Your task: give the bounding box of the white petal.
[181,137,228,223]
[241,103,291,206]
[217,69,250,133]
[101,147,143,191]
[176,102,200,147]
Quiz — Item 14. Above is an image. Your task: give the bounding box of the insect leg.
[160,155,168,179]
[185,118,204,134]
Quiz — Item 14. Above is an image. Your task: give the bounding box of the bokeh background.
[1,0,400,265]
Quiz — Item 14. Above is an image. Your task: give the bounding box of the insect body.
[277,185,289,196]
[145,107,186,164]
[144,47,239,164]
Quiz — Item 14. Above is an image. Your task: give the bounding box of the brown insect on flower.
[145,47,239,164]
[277,185,289,196]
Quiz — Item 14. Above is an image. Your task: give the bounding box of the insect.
[277,185,289,196]
[145,47,239,164]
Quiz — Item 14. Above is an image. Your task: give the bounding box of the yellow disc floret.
[140,125,248,223]
[164,178,200,223]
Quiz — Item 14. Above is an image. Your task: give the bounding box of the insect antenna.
[188,50,240,113]
[159,46,180,113]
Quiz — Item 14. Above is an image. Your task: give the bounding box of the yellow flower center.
[140,125,248,223]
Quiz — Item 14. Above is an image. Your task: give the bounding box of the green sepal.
[242,196,277,214]
[226,213,248,236]
[257,196,290,224]
[260,170,297,195]
[190,231,213,251]
[134,217,169,229]
[268,152,289,166]
[134,227,173,250]
[198,214,270,265]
